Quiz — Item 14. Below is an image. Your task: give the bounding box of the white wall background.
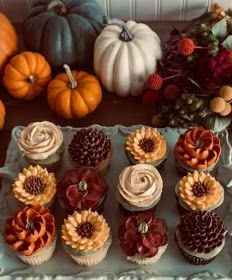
[1,0,232,23]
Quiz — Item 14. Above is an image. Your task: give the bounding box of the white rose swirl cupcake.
[18,121,64,172]
[117,164,163,214]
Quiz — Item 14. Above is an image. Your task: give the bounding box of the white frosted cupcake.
[17,121,64,172]
[61,210,111,266]
[175,170,224,215]
[12,165,56,208]
[4,206,56,266]
[117,164,163,214]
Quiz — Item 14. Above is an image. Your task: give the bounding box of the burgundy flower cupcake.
[118,212,168,265]
[57,167,108,214]
[175,211,226,265]
[68,128,112,173]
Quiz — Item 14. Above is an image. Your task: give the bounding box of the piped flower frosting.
[4,206,56,256]
[118,212,168,258]
[178,171,223,210]
[12,165,56,206]
[126,127,167,163]
[61,210,110,251]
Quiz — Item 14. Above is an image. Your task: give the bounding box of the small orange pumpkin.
[47,65,102,119]
[3,51,51,100]
[0,13,18,74]
[0,99,6,129]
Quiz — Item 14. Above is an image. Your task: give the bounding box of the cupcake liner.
[127,244,168,265]
[16,237,56,266]
[64,236,111,267]
[118,202,157,216]
[179,247,215,265]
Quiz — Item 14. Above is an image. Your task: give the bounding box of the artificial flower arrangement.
[144,4,232,132]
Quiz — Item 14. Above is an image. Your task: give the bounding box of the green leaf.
[222,35,232,49]
[200,114,231,133]
[212,18,227,37]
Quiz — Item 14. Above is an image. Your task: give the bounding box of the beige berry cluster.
[210,85,232,116]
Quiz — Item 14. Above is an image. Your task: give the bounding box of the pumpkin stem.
[47,0,68,15]
[63,64,77,89]
[28,74,35,84]
[103,16,134,42]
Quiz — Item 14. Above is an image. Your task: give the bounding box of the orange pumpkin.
[0,13,18,74]
[47,64,102,119]
[0,99,6,129]
[3,51,51,100]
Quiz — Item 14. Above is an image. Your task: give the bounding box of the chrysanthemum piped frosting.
[117,164,163,210]
[18,121,63,160]
[176,171,224,211]
[61,210,110,251]
[126,127,167,165]
[13,165,56,207]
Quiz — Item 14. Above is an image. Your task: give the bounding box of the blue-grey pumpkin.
[23,0,105,68]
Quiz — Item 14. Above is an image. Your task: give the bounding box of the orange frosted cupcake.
[175,170,224,215]
[12,165,56,208]
[125,127,168,169]
[4,206,56,266]
[61,210,111,266]
[175,126,221,174]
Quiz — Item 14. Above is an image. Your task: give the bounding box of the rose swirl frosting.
[18,121,63,160]
[118,164,163,208]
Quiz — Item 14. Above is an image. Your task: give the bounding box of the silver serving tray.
[0,125,231,280]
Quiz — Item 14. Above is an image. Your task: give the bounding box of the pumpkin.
[23,0,105,68]
[47,64,102,119]
[0,13,18,74]
[3,51,51,100]
[94,17,162,97]
[0,99,6,129]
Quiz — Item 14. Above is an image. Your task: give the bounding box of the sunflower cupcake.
[4,206,56,266]
[12,165,56,208]
[125,127,168,169]
[61,210,111,266]
[17,121,64,172]
[118,212,168,265]
[68,128,112,174]
[175,211,226,264]
[175,170,224,215]
[175,126,221,174]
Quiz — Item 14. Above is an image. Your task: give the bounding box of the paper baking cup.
[64,236,111,267]
[180,248,215,265]
[16,237,56,266]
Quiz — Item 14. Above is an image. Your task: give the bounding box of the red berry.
[177,38,195,56]
[142,90,159,104]
[164,84,179,100]
[147,74,163,91]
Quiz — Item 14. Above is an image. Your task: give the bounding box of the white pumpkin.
[94,18,162,97]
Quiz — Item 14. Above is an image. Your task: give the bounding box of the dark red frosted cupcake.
[57,167,108,213]
[175,211,226,265]
[118,212,168,265]
[68,128,112,173]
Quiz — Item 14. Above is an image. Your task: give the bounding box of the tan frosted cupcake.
[61,210,111,266]
[4,206,56,266]
[17,121,64,172]
[117,164,163,214]
[125,127,168,169]
[175,170,224,215]
[12,165,56,208]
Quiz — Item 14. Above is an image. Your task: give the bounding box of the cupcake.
[117,164,163,214]
[125,127,168,169]
[17,121,64,172]
[118,212,168,265]
[175,211,226,264]
[12,165,56,208]
[57,167,108,214]
[175,170,224,215]
[61,209,111,266]
[68,128,112,173]
[4,206,56,266]
[175,126,221,174]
